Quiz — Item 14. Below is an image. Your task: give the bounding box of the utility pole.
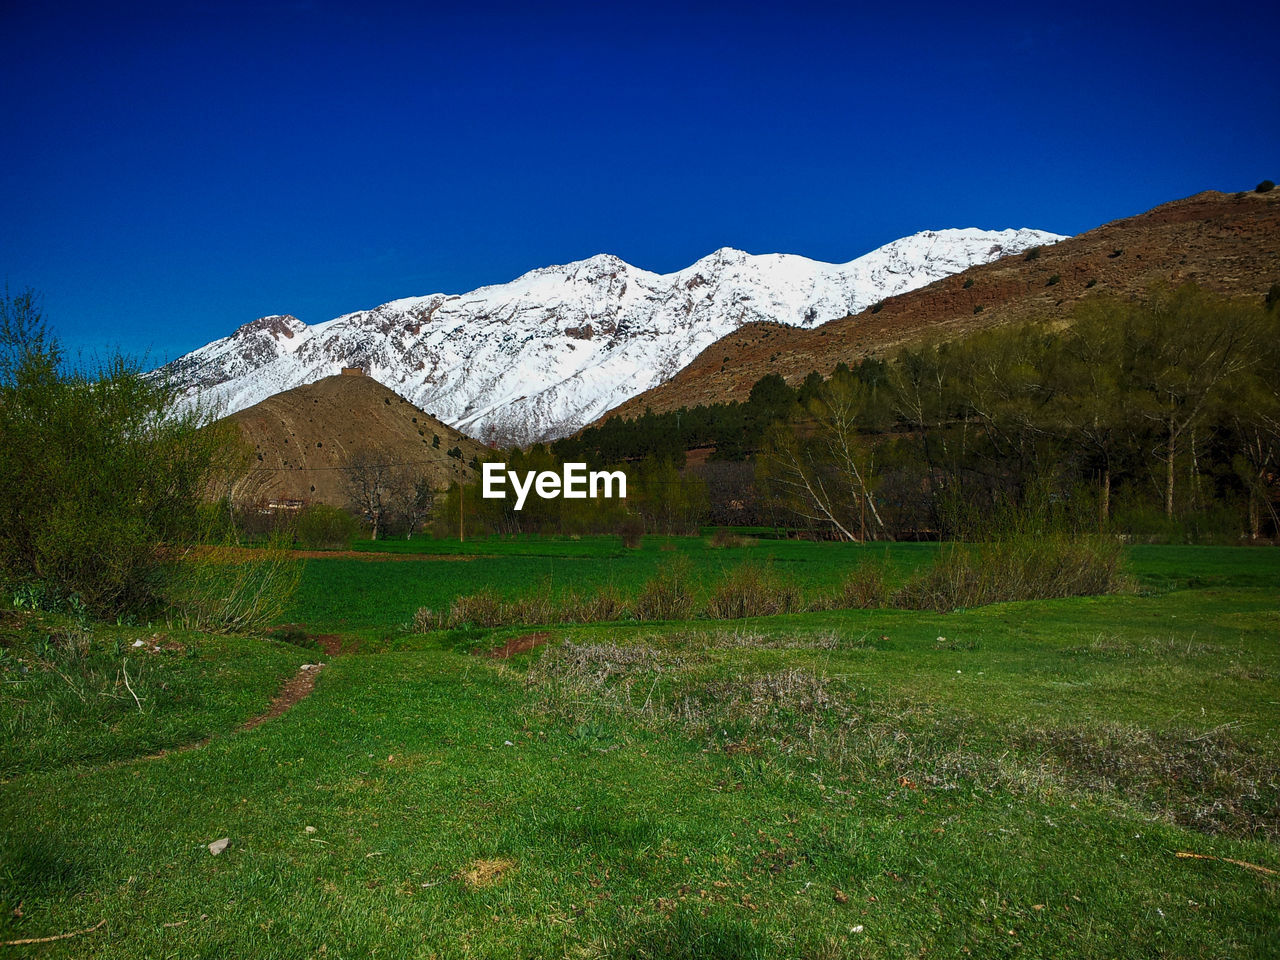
[458,478,464,543]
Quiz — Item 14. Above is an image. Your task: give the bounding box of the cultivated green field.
[3,539,1278,958]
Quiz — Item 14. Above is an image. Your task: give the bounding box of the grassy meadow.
[2,535,1278,957]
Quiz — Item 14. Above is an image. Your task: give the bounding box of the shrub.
[1024,247,1041,261]
[634,556,697,621]
[1046,274,1060,286]
[295,504,359,550]
[1257,180,1275,193]
[618,515,644,549]
[892,534,1124,612]
[962,277,974,289]
[838,560,890,608]
[0,289,248,616]
[705,563,801,619]
[412,607,440,632]
[709,527,748,548]
[572,584,629,623]
[973,305,984,314]
[870,301,884,314]
[447,589,507,628]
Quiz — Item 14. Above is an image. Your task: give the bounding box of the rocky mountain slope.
[598,190,1280,422]
[163,228,1062,444]
[225,373,485,506]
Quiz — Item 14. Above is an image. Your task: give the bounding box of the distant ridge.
[595,190,1280,423]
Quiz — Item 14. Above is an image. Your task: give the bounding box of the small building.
[263,498,306,513]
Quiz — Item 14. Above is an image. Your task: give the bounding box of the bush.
[838,560,890,608]
[618,515,644,549]
[1257,180,1275,193]
[447,589,508,628]
[1046,274,1060,286]
[962,277,974,289]
[705,563,801,619]
[165,534,302,633]
[565,584,629,623]
[709,527,748,548]
[892,534,1124,612]
[412,606,440,632]
[0,289,247,616]
[1025,247,1041,261]
[295,504,359,550]
[634,556,697,621]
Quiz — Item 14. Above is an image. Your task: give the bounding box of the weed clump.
[167,536,301,633]
[705,563,800,619]
[893,534,1124,612]
[634,557,697,621]
[837,560,890,608]
[565,584,628,623]
[708,527,749,548]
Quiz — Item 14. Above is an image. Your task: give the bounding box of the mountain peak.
[232,314,307,341]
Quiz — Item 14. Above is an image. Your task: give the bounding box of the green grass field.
[2,538,1278,957]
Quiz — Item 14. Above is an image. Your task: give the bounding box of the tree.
[343,450,393,540]
[1044,302,1136,526]
[0,288,244,614]
[1124,285,1267,518]
[758,377,889,541]
[390,470,435,539]
[1219,308,1280,538]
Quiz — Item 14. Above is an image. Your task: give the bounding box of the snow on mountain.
[162,228,1065,444]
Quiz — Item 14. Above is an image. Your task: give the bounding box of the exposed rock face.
[161,228,1062,444]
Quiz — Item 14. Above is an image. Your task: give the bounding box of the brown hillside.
[224,374,486,506]
[600,190,1280,422]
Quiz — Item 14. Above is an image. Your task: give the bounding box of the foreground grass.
[1,543,1277,957]
[0,614,309,779]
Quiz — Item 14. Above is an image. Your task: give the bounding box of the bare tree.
[757,378,890,542]
[343,450,392,540]
[390,470,435,540]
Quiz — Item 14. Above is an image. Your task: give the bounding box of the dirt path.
[475,632,554,659]
[238,663,325,732]
[142,663,325,761]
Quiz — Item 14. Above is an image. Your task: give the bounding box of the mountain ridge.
[163,227,1063,444]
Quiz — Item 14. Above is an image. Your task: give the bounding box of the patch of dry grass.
[460,858,515,888]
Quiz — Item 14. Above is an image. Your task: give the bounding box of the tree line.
[442,283,1280,543]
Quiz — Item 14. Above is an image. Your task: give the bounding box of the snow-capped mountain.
[163,228,1065,444]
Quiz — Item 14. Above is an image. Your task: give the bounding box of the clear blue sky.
[2,0,1276,362]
